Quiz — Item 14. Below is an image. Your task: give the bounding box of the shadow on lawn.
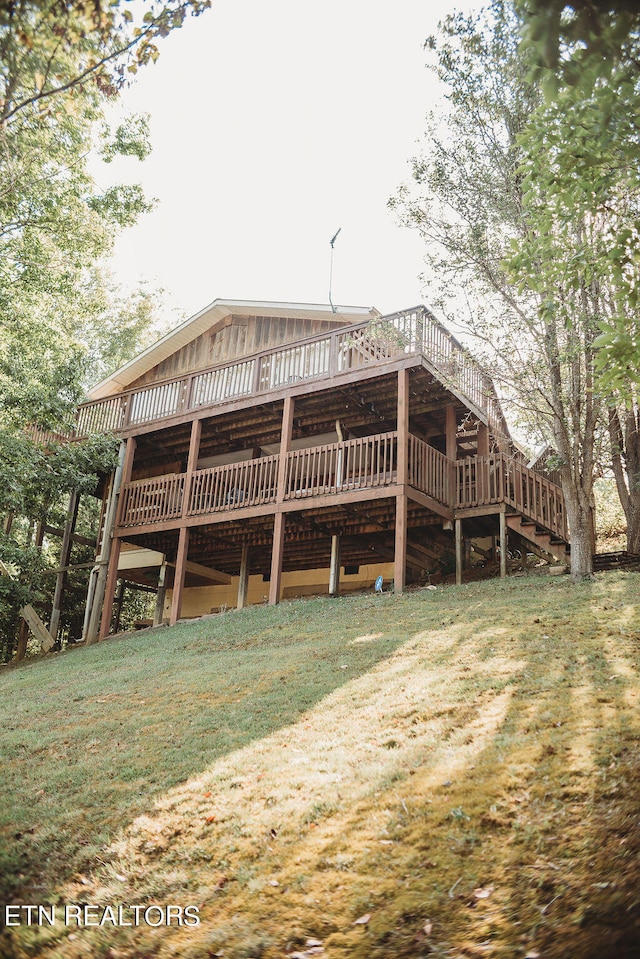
[2,575,639,959]
[0,593,411,903]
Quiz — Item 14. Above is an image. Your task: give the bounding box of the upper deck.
[75,307,511,442]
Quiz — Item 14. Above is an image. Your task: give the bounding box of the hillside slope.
[1,573,639,959]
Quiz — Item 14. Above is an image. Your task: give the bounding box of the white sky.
[100,0,479,321]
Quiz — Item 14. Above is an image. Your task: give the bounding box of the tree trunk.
[627,502,640,555]
[564,490,595,581]
[609,406,640,555]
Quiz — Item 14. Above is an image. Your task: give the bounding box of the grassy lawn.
[1,572,639,959]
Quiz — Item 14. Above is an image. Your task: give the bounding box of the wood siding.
[128,316,339,390]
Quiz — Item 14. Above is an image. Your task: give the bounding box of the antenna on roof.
[328,227,341,313]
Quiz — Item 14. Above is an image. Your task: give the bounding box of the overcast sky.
[99,0,478,321]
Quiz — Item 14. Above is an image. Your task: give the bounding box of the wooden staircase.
[506,513,570,565]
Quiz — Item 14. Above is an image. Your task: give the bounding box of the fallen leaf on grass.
[423,921,433,935]
[473,886,494,899]
[353,913,371,925]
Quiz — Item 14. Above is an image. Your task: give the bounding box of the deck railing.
[119,472,185,528]
[408,434,454,507]
[455,454,568,539]
[114,434,567,541]
[76,308,505,439]
[189,454,279,516]
[284,432,397,499]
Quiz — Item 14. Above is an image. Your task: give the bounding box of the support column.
[113,579,126,634]
[154,559,167,626]
[184,418,202,513]
[455,518,463,585]
[95,438,136,641]
[49,489,80,640]
[86,439,130,644]
[170,527,190,625]
[329,535,341,596]
[397,368,409,484]
[15,621,29,662]
[446,404,457,462]
[395,369,409,594]
[237,545,250,610]
[499,509,507,579]
[269,513,286,605]
[269,396,295,606]
[464,536,472,570]
[477,422,490,457]
[394,493,407,593]
[98,538,122,639]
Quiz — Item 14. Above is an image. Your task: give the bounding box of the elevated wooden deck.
[76,307,509,441]
[115,431,567,543]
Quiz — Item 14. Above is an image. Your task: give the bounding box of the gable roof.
[88,298,380,400]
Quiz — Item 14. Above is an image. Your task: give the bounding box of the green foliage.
[0,1,212,125]
[517,0,640,88]
[0,2,204,657]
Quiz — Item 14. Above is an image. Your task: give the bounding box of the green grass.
[1,573,639,959]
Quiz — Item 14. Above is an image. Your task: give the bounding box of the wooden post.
[329,535,341,596]
[394,493,407,593]
[275,396,295,504]
[86,438,132,644]
[237,545,250,609]
[455,518,463,585]
[397,368,409,484]
[49,489,80,640]
[170,527,190,625]
[446,404,457,461]
[269,513,286,605]
[15,621,29,662]
[184,418,202,516]
[113,579,126,634]
[269,397,295,606]
[477,422,490,457]
[499,509,507,579]
[153,559,167,625]
[99,538,122,639]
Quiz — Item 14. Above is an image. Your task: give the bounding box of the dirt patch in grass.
[1,574,639,958]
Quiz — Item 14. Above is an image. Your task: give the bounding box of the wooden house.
[71,298,569,642]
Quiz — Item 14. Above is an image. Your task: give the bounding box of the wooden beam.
[446,404,457,461]
[394,493,407,593]
[96,437,137,642]
[276,396,295,504]
[237,545,250,609]
[329,534,341,596]
[397,368,409,486]
[174,559,231,584]
[170,527,190,625]
[499,509,507,579]
[99,538,122,639]
[477,422,489,456]
[49,489,80,640]
[0,559,54,655]
[269,512,285,605]
[154,559,167,626]
[455,518,463,586]
[42,524,95,548]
